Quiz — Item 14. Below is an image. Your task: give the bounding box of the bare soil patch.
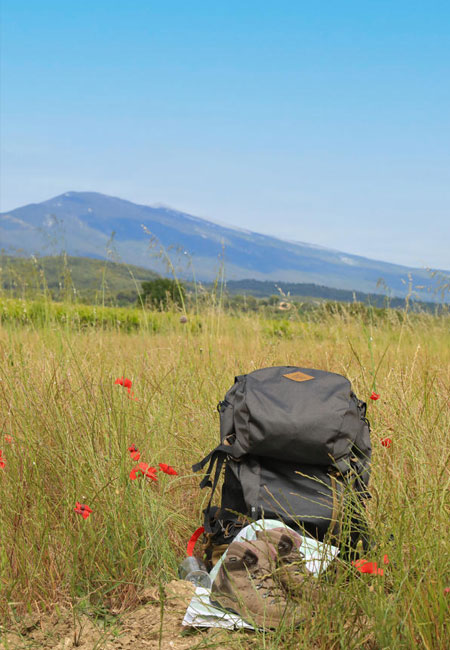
[1,581,239,650]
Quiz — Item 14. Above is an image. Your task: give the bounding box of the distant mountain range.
[1,191,447,300]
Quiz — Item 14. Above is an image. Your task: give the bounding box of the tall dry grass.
[0,305,449,648]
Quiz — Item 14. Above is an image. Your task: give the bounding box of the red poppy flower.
[159,462,178,476]
[352,559,384,575]
[383,554,389,565]
[74,502,93,519]
[115,377,132,389]
[4,435,12,444]
[130,462,158,482]
[381,437,392,448]
[0,450,5,469]
[115,377,138,400]
[128,444,141,461]
[444,587,450,595]
[370,391,380,401]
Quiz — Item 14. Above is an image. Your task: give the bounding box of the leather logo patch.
[283,371,314,382]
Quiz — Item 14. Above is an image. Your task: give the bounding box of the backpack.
[193,366,372,561]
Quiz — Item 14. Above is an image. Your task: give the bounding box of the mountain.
[1,191,447,300]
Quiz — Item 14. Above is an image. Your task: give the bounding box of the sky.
[1,0,449,270]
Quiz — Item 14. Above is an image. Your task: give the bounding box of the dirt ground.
[0,581,242,650]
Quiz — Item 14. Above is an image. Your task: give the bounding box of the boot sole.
[210,595,300,629]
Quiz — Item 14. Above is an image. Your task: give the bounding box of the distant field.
[0,302,449,649]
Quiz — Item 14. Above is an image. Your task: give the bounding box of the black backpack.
[193,366,372,559]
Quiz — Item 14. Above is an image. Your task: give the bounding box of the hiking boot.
[256,527,315,597]
[210,539,299,629]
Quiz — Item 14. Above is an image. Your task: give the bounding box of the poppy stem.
[90,474,120,503]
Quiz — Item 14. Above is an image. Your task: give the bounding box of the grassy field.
[0,301,449,649]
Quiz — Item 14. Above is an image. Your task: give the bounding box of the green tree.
[141,278,185,310]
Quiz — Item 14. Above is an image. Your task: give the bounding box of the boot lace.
[249,567,286,605]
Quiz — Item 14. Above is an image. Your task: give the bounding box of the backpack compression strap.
[192,444,232,533]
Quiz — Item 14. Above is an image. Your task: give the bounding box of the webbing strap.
[192,444,231,487]
[192,450,214,476]
[202,453,226,530]
[193,445,231,534]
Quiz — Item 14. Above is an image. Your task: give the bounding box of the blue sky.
[1,0,449,269]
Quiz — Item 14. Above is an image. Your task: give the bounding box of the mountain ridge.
[1,191,447,301]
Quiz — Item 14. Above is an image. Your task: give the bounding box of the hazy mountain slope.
[1,191,446,299]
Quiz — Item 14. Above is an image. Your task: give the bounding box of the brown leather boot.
[210,539,300,629]
[256,527,316,598]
